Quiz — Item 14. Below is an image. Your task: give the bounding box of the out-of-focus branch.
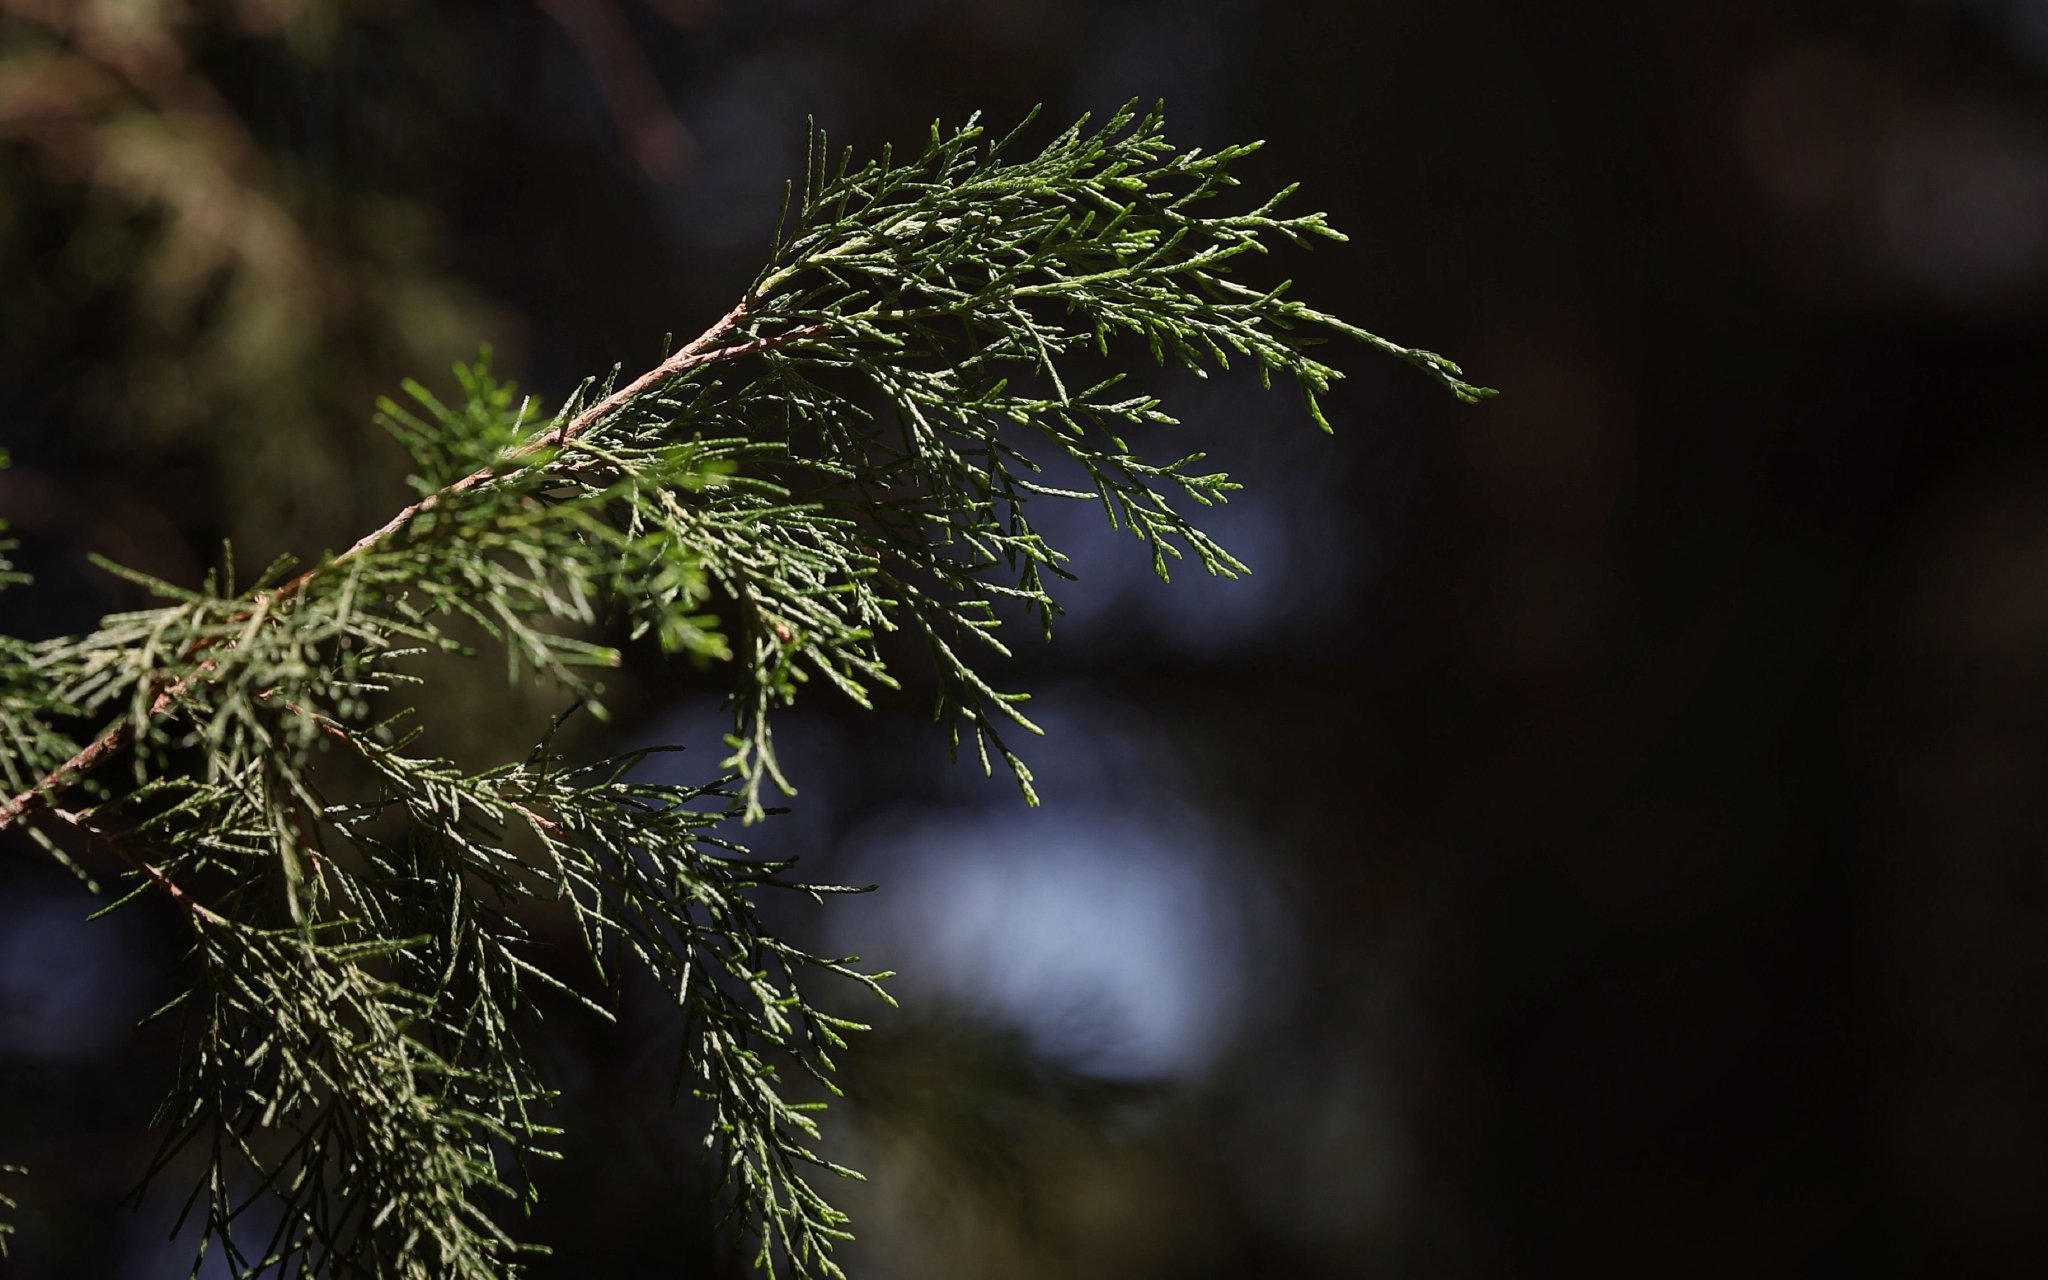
[0,0,330,299]
[531,0,696,180]
[640,0,719,26]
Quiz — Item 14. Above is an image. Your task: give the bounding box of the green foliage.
[0,104,1484,1277]
[712,100,1490,809]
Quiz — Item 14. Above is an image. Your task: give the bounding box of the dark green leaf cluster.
[536,102,1490,806]
[129,713,883,1278]
[681,100,1490,805]
[151,921,551,1278]
[328,732,892,1277]
[0,104,1486,1278]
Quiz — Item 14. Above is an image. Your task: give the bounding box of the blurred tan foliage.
[0,0,516,593]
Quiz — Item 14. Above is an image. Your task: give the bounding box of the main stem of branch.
[0,296,824,840]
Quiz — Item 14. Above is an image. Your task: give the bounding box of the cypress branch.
[0,103,1488,1277]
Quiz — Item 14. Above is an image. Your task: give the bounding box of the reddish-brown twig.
[38,804,225,926]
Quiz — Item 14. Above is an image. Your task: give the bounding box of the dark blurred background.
[4,0,2048,1276]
